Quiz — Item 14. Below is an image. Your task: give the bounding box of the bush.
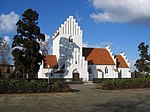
[0,80,71,94]
[101,80,116,90]
[101,78,150,90]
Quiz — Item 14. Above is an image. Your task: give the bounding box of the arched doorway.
[72,69,80,79]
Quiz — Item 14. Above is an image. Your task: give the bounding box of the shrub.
[101,80,115,90]
[101,78,150,90]
[0,80,71,94]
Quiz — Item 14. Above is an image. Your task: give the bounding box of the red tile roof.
[116,55,129,68]
[43,55,58,69]
[83,48,115,65]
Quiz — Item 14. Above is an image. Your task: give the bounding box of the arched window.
[75,51,77,64]
[105,67,108,74]
[69,35,73,42]
[78,55,80,64]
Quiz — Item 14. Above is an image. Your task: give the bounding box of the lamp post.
[48,65,50,85]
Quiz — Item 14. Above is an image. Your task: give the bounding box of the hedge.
[0,80,71,94]
[100,78,150,90]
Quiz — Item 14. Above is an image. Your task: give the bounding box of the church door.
[72,69,80,79]
[73,73,79,79]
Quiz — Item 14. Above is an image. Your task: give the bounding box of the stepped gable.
[116,52,130,68]
[53,16,82,39]
[43,55,58,69]
[116,55,129,68]
[83,47,115,65]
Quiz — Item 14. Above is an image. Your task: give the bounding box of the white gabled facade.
[52,16,88,81]
[117,52,131,78]
[38,16,131,81]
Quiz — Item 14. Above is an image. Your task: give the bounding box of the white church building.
[38,16,131,82]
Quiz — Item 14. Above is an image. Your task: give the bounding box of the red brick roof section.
[43,55,58,69]
[116,55,129,68]
[83,47,115,65]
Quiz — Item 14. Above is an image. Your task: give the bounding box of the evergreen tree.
[12,9,45,79]
[135,42,150,76]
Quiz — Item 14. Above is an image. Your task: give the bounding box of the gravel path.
[1,83,150,112]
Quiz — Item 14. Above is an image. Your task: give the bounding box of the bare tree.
[0,37,11,64]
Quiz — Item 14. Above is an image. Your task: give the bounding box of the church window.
[69,35,73,42]
[78,55,80,64]
[75,51,77,64]
[105,67,108,74]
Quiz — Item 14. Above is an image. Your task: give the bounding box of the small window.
[69,36,73,42]
[105,67,108,74]
[75,51,77,64]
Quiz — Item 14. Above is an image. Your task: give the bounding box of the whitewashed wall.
[118,68,131,78]
[52,16,88,81]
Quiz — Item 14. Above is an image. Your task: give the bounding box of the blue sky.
[1,0,150,71]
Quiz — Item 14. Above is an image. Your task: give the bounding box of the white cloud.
[0,11,20,33]
[82,42,89,47]
[90,0,150,23]
[4,36,10,44]
[83,41,113,48]
[40,34,51,49]
[100,41,113,47]
[130,60,136,72]
[75,11,83,22]
[44,34,50,42]
[82,42,101,48]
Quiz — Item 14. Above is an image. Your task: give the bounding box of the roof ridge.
[83,47,115,65]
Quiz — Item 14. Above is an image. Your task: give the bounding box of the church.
[38,16,131,82]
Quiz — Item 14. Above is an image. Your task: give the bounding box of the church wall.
[52,35,60,61]
[118,68,131,78]
[38,62,53,79]
[88,65,117,79]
